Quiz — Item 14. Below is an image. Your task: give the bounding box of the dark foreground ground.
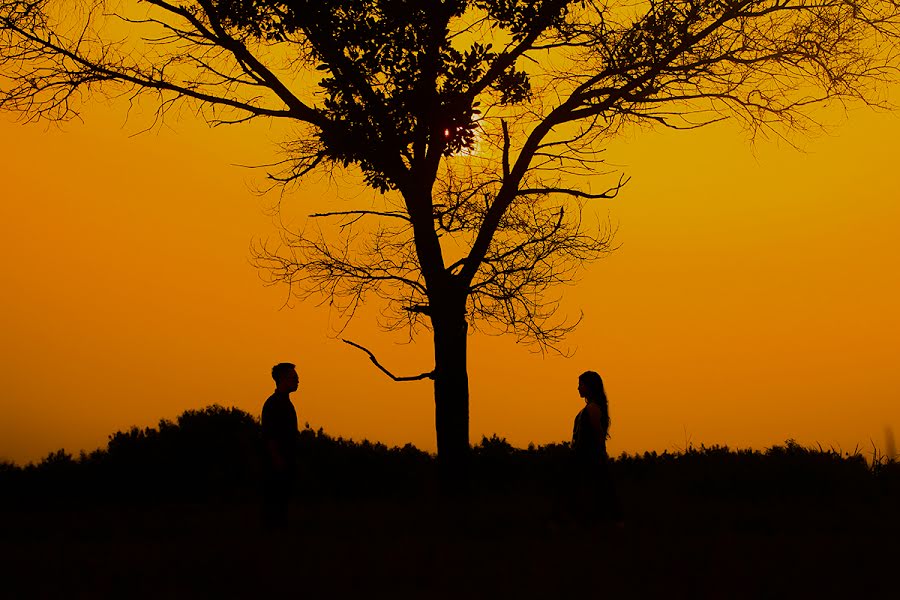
[3,487,898,599]
[2,407,898,599]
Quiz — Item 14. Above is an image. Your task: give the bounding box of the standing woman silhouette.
[572,371,623,525]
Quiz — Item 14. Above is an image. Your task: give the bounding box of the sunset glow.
[2,95,898,465]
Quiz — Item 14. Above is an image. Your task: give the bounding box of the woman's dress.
[571,404,622,521]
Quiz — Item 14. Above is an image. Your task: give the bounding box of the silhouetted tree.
[3,0,900,474]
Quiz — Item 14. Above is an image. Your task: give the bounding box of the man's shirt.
[261,391,298,466]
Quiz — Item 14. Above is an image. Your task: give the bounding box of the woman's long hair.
[579,370,610,439]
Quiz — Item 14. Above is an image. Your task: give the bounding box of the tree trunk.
[432,310,470,488]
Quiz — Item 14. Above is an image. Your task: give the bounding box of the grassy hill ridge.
[3,404,898,505]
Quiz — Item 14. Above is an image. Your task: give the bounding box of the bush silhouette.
[2,405,897,513]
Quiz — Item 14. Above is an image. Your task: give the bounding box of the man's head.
[272,362,299,393]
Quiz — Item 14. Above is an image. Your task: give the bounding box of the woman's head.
[578,370,610,437]
[578,371,606,402]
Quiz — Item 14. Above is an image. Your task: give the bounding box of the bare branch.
[341,339,434,382]
[310,210,411,223]
[518,175,630,200]
[501,119,511,180]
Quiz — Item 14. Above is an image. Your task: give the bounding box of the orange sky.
[1,92,898,465]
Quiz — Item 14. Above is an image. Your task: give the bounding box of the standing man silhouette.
[261,362,299,530]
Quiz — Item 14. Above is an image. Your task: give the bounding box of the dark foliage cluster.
[0,405,436,506]
[612,440,899,501]
[2,405,898,509]
[1,406,263,506]
[210,0,550,189]
[470,435,900,501]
